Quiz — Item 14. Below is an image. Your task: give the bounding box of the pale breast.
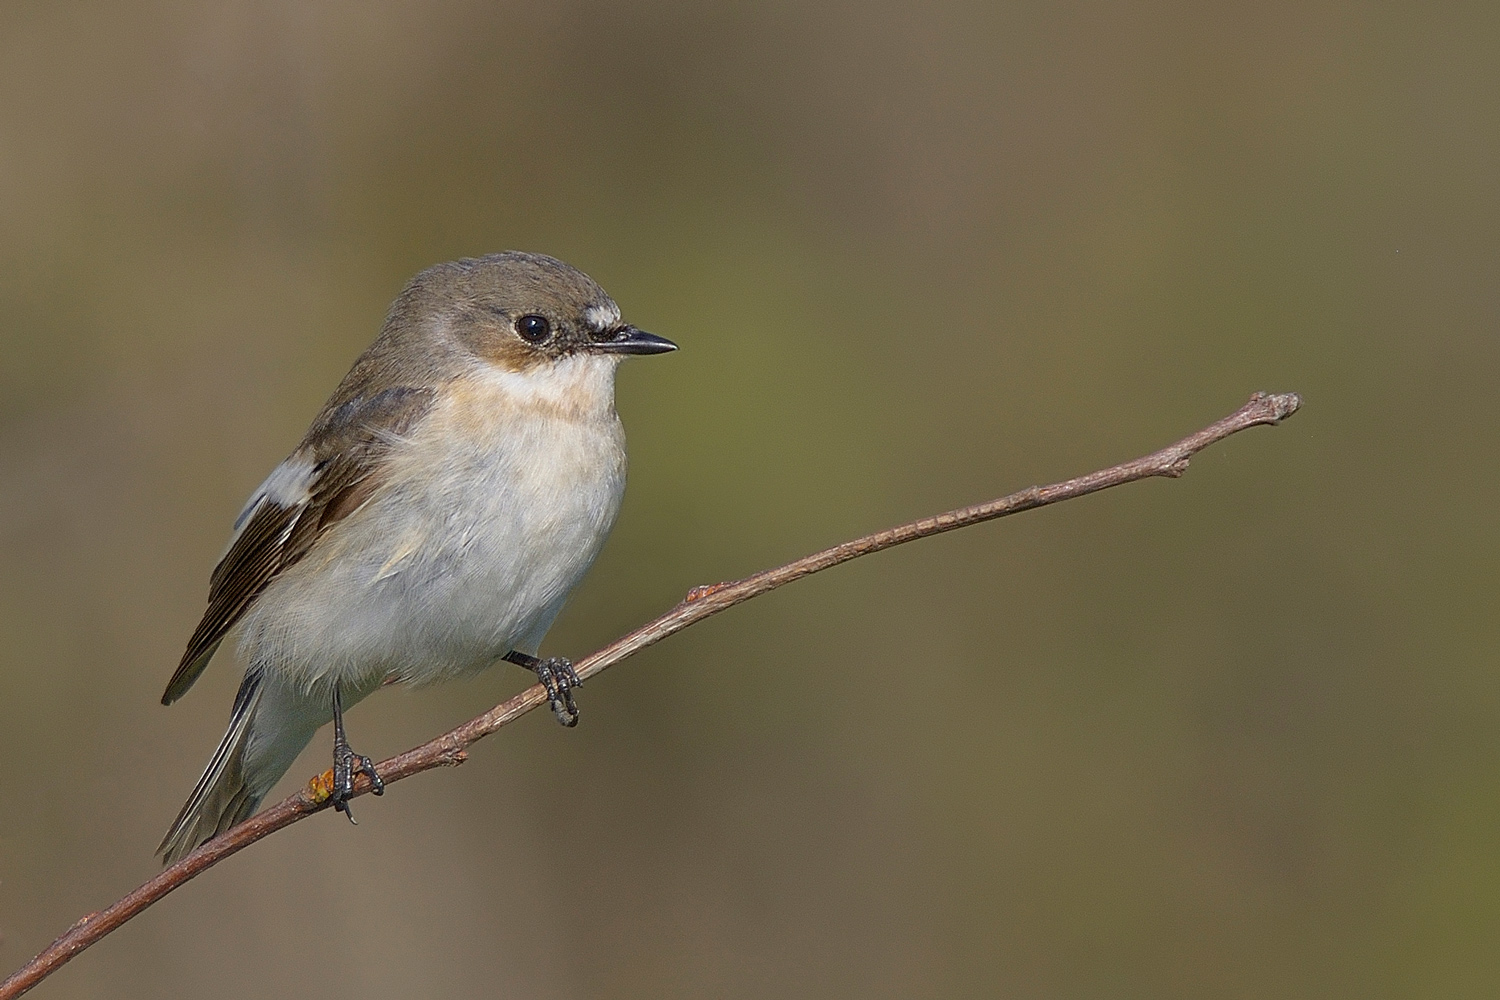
[238,356,628,692]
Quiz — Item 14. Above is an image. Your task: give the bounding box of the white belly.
[236,368,627,695]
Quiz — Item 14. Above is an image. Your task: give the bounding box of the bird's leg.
[330,682,384,824]
[503,650,581,727]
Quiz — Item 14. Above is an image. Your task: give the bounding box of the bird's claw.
[503,650,582,726]
[534,656,581,727]
[331,739,383,824]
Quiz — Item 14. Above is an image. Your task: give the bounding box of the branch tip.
[1251,391,1302,423]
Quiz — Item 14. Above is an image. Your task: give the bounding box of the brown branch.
[0,391,1301,999]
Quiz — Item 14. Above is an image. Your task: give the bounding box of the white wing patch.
[233,454,317,530]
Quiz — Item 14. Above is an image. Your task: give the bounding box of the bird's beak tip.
[596,327,678,356]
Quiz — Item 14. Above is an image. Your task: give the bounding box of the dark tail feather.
[158,669,265,865]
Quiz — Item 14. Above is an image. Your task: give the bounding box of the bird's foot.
[330,735,384,824]
[504,651,581,727]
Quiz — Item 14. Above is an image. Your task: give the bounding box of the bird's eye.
[515,314,552,343]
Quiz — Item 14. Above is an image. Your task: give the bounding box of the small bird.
[158,252,675,865]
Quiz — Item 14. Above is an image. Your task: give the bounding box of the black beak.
[593,325,678,355]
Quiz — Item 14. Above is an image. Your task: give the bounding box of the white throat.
[477,352,623,421]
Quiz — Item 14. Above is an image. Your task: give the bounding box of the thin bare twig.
[0,391,1301,999]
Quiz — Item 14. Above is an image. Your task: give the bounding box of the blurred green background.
[1,2,1496,997]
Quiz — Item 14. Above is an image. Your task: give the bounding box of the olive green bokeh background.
[1,2,1497,996]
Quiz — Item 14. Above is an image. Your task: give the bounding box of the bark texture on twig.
[0,391,1301,999]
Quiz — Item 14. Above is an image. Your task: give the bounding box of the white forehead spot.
[583,302,621,333]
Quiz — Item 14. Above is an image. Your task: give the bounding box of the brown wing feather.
[161,386,435,704]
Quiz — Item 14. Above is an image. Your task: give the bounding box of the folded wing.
[161,386,435,704]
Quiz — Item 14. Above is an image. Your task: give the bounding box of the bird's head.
[400,252,676,374]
